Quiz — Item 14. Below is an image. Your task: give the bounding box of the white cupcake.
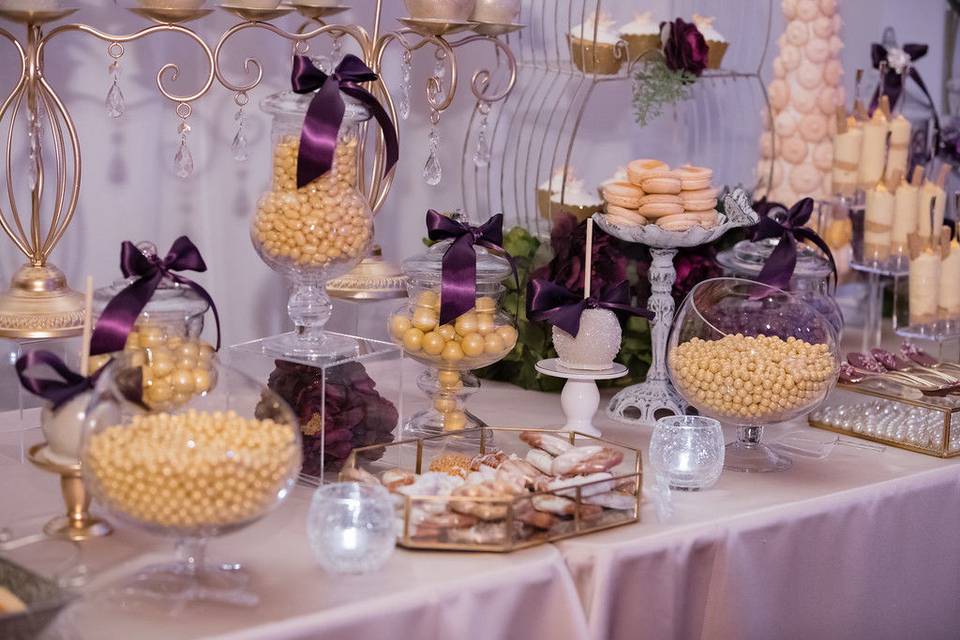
[568,15,623,75]
[619,12,661,62]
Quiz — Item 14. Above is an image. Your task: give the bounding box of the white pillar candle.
[864,183,894,261]
[858,109,888,189]
[832,123,862,197]
[910,249,940,325]
[941,241,960,319]
[890,179,918,256]
[917,181,945,239]
[885,115,911,182]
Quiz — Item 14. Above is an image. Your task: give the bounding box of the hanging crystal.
[26,108,41,190]
[473,102,491,168]
[175,119,194,179]
[232,105,248,162]
[331,35,343,67]
[399,49,412,121]
[432,53,447,105]
[105,59,124,119]
[423,118,442,186]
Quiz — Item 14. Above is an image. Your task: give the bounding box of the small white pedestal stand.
[535,358,628,437]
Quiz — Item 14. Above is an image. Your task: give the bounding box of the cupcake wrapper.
[706,40,728,70]
[620,34,661,61]
[567,35,624,75]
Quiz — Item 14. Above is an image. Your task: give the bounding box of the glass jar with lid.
[90,245,216,412]
[716,237,844,336]
[251,88,374,359]
[387,214,517,439]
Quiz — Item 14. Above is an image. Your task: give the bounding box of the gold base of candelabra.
[327,245,407,301]
[0,263,85,339]
[27,444,112,542]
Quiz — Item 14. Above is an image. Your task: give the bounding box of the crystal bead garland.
[398,49,412,121]
[174,105,194,179]
[105,44,125,119]
[423,110,442,186]
[232,92,249,162]
[472,101,491,168]
[26,104,41,190]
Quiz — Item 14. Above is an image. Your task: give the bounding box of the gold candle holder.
[27,444,111,542]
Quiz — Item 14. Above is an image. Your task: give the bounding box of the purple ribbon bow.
[291,54,399,189]
[527,278,652,337]
[751,197,837,291]
[89,236,220,356]
[426,210,517,326]
[16,350,105,410]
[870,42,939,150]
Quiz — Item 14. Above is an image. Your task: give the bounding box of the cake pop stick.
[80,275,93,377]
[584,218,594,299]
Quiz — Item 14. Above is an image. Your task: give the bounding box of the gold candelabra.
[0,2,519,336]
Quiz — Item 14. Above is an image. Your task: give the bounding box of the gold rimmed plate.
[397,17,476,37]
[283,2,350,19]
[219,3,294,21]
[128,7,214,23]
[471,21,524,36]
[0,8,78,24]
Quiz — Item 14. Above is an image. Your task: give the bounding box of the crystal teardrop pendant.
[105,81,124,119]
[232,107,248,162]
[399,50,412,121]
[473,102,491,168]
[175,140,194,179]
[423,127,441,186]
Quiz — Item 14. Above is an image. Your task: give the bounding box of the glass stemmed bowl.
[81,351,302,606]
[666,277,840,472]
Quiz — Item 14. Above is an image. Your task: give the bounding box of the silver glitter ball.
[552,308,622,371]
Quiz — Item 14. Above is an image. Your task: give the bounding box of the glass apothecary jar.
[252,89,374,359]
[716,238,844,336]
[388,222,517,439]
[90,250,215,413]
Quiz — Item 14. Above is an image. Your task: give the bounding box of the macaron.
[680,187,719,211]
[640,171,683,195]
[603,204,647,226]
[676,164,714,191]
[601,181,643,209]
[655,213,703,232]
[638,194,684,219]
[627,159,669,186]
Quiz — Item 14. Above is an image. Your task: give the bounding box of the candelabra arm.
[373,30,457,114]
[0,30,29,259]
[446,34,517,104]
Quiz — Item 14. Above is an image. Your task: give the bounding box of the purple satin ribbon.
[751,197,837,292]
[426,210,517,326]
[870,42,940,151]
[16,350,105,410]
[527,278,652,338]
[89,236,221,356]
[291,54,399,189]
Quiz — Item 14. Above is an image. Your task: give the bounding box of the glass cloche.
[667,278,839,473]
[252,89,374,359]
[388,218,517,440]
[81,351,301,606]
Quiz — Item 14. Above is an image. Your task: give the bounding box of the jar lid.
[401,214,512,285]
[716,239,832,280]
[261,89,371,123]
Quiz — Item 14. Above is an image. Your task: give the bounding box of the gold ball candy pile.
[85,410,299,531]
[388,291,518,366]
[88,324,216,412]
[669,334,835,421]
[252,135,372,269]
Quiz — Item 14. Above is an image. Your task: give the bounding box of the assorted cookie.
[599,160,721,233]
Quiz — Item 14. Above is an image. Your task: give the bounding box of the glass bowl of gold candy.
[667,277,839,473]
[81,355,301,606]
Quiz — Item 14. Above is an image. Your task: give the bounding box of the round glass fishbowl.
[252,89,374,359]
[716,237,844,336]
[81,352,302,606]
[388,223,517,440]
[667,278,839,473]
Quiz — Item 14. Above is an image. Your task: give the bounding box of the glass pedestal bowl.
[667,277,839,472]
[81,352,301,606]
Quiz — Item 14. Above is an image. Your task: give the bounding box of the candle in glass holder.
[307,482,395,574]
[858,108,888,189]
[864,178,894,262]
[890,168,921,258]
[885,114,911,182]
[910,248,940,325]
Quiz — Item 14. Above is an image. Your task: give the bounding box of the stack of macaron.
[600,159,720,233]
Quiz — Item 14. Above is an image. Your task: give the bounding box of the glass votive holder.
[307,482,396,574]
[649,415,725,491]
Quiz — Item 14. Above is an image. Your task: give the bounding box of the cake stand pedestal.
[535,358,627,437]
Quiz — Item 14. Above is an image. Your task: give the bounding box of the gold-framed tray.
[340,427,642,552]
[809,382,960,457]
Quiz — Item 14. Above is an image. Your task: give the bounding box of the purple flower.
[532,213,630,295]
[660,18,708,76]
[673,245,723,302]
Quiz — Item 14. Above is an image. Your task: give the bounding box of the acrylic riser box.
[226,333,405,480]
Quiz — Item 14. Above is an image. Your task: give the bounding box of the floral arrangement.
[632,18,708,127]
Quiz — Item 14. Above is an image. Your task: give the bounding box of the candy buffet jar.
[81,352,301,606]
[252,89,374,359]
[388,234,516,439]
[716,238,844,336]
[667,278,839,473]
[90,261,215,413]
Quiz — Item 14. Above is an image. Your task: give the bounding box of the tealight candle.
[307,482,395,574]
